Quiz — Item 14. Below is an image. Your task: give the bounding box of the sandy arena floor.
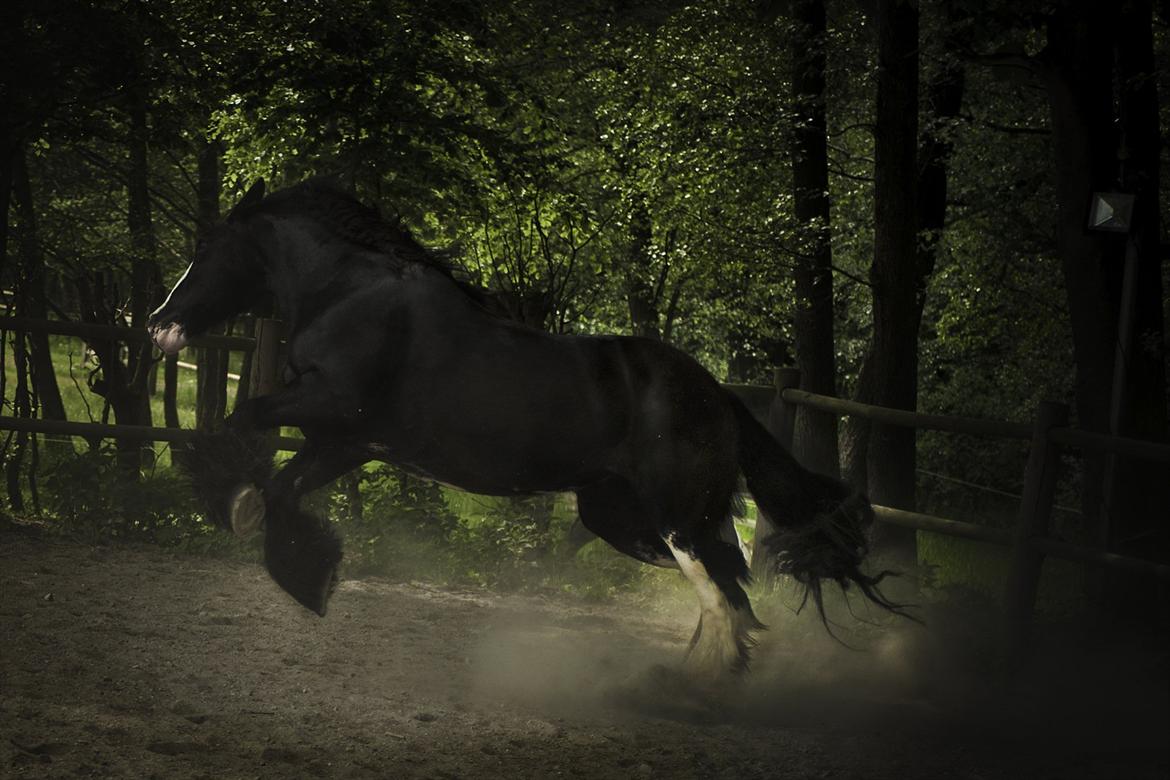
[1,527,1166,779]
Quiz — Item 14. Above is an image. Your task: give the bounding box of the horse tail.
[727,392,914,628]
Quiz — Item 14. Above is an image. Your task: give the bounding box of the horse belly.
[373,393,614,496]
[374,319,631,494]
[386,448,599,496]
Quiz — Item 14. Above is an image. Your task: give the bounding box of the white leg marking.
[665,538,741,679]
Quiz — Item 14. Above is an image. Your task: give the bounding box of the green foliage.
[37,446,229,551]
[315,463,663,598]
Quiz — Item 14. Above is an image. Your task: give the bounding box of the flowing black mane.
[248,179,459,279]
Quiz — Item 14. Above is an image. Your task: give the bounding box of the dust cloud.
[462,572,1168,758]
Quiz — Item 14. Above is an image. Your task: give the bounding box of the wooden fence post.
[769,367,801,450]
[751,367,802,586]
[1002,399,1069,669]
[248,318,284,398]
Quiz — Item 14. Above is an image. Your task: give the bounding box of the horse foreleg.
[225,372,363,537]
[249,443,368,617]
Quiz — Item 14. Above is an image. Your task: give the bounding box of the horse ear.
[227,179,266,219]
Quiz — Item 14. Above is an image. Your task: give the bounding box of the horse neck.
[255,214,451,327]
[256,215,346,324]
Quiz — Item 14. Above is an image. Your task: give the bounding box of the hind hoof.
[229,484,266,539]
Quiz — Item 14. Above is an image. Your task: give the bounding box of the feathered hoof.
[263,503,342,617]
[229,484,266,539]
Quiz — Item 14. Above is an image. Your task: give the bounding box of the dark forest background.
[1,0,1167,598]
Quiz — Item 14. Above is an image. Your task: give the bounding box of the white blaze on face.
[149,263,193,354]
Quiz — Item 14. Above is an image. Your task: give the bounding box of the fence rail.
[779,386,1034,440]
[1,315,289,450]
[0,316,256,351]
[0,414,304,452]
[870,504,1170,580]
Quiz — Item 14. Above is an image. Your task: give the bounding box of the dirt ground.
[2,527,1167,779]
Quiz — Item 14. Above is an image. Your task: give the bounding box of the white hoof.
[229,484,266,539]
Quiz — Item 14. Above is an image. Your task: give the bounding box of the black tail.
[728,394,914,628]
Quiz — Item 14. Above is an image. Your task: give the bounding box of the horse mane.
[253,179,460,279]
[246,178,513,317]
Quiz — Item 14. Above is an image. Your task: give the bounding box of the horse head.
[147,180,269,354]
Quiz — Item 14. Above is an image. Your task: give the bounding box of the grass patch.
[919,530,1087,617]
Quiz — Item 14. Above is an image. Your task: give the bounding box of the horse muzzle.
[149,322,188,354]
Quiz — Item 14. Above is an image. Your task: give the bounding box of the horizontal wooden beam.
[1031,536,1170,581]
[1047,426,1170,463]
[0,415,302,452]
[781,388,1033,440]
[873,504,1013,545]
[872,504,1170,582]
[0,316,256,351]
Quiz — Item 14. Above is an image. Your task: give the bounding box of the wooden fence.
[0,315,298,449]
[748,366,1170,664]
[3,317,1169,659]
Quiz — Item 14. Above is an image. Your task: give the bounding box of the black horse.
[147,179,902,678]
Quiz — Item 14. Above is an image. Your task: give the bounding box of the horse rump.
[728,394,915,629]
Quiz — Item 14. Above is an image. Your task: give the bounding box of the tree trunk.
[195,138,228,430]
[867,0,920,560]
[115,70,160,474]
[163,353,179,429]
[1042,0,1167,570]
[11,147,66,421]
[626,198,661,339]
[916,51,965,328]
[788,0,839,478]
[847,8,965,502]
[1,131,12,287]
[842,350,875,491]
[5,328,30,511]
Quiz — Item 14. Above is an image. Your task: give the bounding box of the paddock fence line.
[749,366,1170,665]
[0,315,256,351]
[0,315,292,448]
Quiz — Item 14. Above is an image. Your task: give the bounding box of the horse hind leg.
[666,535,764,679]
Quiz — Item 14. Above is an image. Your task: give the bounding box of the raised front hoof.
[263,506,342,617]
[265,533,340,616]
[229,484,266,539]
